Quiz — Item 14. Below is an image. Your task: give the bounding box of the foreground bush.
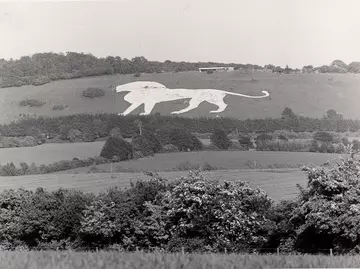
[292,158,360,254]
[158,171,273,252]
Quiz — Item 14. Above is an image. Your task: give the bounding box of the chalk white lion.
[115,81,269,116]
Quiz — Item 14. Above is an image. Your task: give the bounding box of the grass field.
[1,71,360,123]
[0,140,345,167]
[0,141,104,166]
[0,168,306,201]
[57,150,346,174]
[1,251,359,269]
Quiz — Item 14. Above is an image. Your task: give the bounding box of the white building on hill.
[199,66,234,72]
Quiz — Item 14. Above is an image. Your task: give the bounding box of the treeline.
[267,59,360,74]
[0,52,262,88]
[1,114,360,140]
[1,157,360,254]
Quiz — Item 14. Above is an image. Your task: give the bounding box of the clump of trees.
[100,137,133,161]
[0,53,256,88]
[210,128,232,150]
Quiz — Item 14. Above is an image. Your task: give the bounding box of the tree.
[313,131,333,143]
[210,128,232,150]
[281,107,296,119]
[109,127,123,139]
[155,171,272,252]
[326,109,342,120]
[292,159,360,254]
[158,127,202,152]
[100,137,133,161]
[133,120,143,136]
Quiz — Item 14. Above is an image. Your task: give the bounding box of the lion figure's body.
[115,81,269,116]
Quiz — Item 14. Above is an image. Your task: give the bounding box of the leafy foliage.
[100,137,133,161]
[19,99,46,107]
[1,113,360,140]
[82,88,105,99]
[0,53,251,88]
[313,131,334,143]
[158,127,203,152]
[294,158,360,253]
[156,171,272,252]
[0,157,109,176]
[210,128,232,150]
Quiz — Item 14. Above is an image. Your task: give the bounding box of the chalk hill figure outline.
[115,81,270,116]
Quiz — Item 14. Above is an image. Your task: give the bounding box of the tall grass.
[1,251,360,269]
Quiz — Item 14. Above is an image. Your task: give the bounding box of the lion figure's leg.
[208,98,228,113]
[171,98,204,114]
[118,102,142,116]
[140,102,157,115]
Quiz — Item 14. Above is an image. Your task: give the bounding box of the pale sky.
[1,0,360,68]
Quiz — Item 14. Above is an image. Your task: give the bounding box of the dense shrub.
[100,137,133,161]
[256,140,311,152]
[158,127,203,151]
[157,171,273,252]
[313,131,333,143]
[256,133,273,141]
[82,129,97,142]
[161,144,179,153]
[210,128,232,150]
[238,135,253,149]
[1,113,360,140]
[31,76,51,86]
[278,135,288,141]
[134,72,141,77]
[68,129,82,142]
[132,135,155,157]
[82,88,105,98]
[52,104,67,111]
[141,130,162,153]
[292,158,360,254]
[309,139,319,152]
[0,136,38,148]
[109,127,123,139]
[0,157,109,176]
[19,99,46,107]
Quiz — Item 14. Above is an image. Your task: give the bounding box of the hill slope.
[1,71,360,123]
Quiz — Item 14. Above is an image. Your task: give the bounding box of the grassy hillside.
[1,71,360,123]
[0,169,306,201]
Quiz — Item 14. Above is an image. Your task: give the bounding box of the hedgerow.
[1,114,360,140]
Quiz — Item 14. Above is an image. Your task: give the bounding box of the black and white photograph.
[0,0,360,268]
